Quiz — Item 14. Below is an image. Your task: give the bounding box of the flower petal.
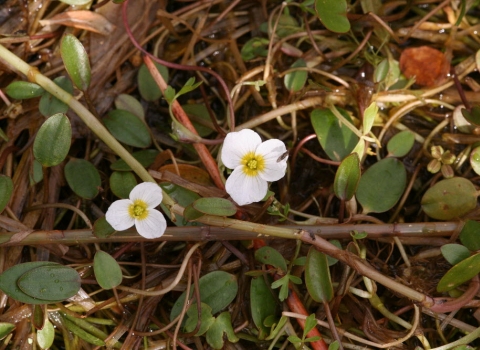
[105,199,135,231]
[221,129,262,169]
[225,166,268,205]
[135,209,167,238]
[256,139,288,181]
[129,182,163,208]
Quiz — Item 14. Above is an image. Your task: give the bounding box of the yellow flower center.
[241,152,265,177]
[128,199,149,220]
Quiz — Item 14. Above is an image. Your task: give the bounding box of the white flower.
[221,129,288,206]
[105,182,167,239]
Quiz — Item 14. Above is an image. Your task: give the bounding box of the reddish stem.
[143,55,225,190]
[286,288,329,350]
[121,0,235,130]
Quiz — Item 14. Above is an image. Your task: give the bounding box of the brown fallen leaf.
[399,46,450,87]
[39,10,115,36]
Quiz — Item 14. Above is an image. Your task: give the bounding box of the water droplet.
[40,288,46,294]
[59,287,63,291]
[50,273,55,277]
[54,279,59,283]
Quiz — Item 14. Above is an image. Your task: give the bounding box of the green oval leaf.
[0,175,13,214]
[37,319,54,350]
[110,149,158,171]
[284,59,307,93]
[93,251,122,290]
[387,131,415,158]
[315,0,350,33]
[421,178,477,220]
[104,109,151,148]
[441,244,471,265]
[170,271,238,321]
[17,265,81,301]
[64,158,101,199]
[192,198,237,217]
[114,94,145,121]
[357,158,406,214]
[305,247,333,303]
[437,253,480,292]
[138,62,169,101]
[470,146,480,176]
[311,107,359,161]
[33,113,72,167]
[250,277,277,339]
[0,262,60,304]
[333,152,360,201]
[93,217,115,239]
[5,81,44,99]
[60,34,91,91]
[460,220,480,251]
[39,76,73,117]
[109,171,137,199]
[254,246,287,273]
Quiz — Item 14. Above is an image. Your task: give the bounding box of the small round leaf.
[65,158,101,199]
[94,251,122,290]
[421,178,477,220]
[104,109,151,148]
[33,113,72,167]
[357,158,406,214]
[387,131,415,157]
[60,34,91,90]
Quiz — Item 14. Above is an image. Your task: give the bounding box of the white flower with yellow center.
[221,129,288,206]
[105,182,167,239]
